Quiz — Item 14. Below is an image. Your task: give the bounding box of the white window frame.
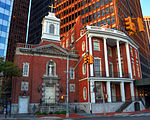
[94,58,101,76]
[82,63,86,75]
[93,40,100,51]
[23,63,29,77]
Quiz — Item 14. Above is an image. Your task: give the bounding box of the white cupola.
[41,12,60,42]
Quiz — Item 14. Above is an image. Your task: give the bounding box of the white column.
[130,82,135,101]
[117,40,122,77]
[126,43,133,79]
[89,36,94,77]
[104,37,109,77]
[106,81,112,102]
[120,82,125,102]
[90,81,95,103]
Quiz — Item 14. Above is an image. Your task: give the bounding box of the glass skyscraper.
[0,0,13,58]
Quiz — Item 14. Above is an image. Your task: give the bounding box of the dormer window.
[49,24,55,34]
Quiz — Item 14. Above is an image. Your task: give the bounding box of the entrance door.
[45,85,55,103]
[18,97,29,113]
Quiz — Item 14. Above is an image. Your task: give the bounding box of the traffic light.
[84,55,89,64]
[104,94,108,99]
[61,95,64,99]
[89,54,94,64]
[124,16,136,35]
[137,17,145,32]
[124,16,132,31]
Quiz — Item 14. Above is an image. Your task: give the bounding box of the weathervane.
[49,4,56,13]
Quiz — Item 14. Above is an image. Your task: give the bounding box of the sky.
[140,0,150,16]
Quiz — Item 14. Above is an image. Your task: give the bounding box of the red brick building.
[11,13,144,114]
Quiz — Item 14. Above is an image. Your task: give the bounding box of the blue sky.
[140,0,150,16]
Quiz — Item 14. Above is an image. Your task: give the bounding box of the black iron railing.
[94,71,130,78]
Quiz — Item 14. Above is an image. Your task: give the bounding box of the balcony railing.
[94,71,130,78]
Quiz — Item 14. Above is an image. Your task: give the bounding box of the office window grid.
[56,0,114,35]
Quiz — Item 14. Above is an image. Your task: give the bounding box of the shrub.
[35,111,42,115]
[54,111,60,114]
[49,112,53,114]
[60,111,66,114]
[42,112,48,115]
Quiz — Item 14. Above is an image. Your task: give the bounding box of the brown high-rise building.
[55,0,150,78]
[144,16,150,45]
[6,0,30,62]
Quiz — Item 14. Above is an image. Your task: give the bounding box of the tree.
[0,57,22,97]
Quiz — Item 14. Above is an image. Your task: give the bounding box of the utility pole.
[66,55,69,118]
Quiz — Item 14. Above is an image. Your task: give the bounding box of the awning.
[135,78,150,86]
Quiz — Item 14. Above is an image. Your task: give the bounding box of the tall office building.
[27,0,55,44]
[6,0,30,62]
[55,0,150,78]
[144,16,150,45]
[0,0,13,59]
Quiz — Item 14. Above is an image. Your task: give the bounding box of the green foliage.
[54,111,60,114]
[49,112,53,114]
[35,111,42,115]
[42,112,48,115]
[0,57,22,77]
[60,110,66,114]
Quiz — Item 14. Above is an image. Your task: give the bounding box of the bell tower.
[41,12,60,42]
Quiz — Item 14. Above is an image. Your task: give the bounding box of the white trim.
[120,82,125,102]
[125,43,133,79]
[117,40,122,77]
[107,81,112,102]
[89,36,94,77]
[104,38,109,77]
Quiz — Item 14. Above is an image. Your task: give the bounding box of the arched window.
[46,60,56,76]
[49,24,55,34]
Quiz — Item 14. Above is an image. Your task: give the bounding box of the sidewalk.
[37,109,150,119]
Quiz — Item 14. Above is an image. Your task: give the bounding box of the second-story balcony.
[95,71,130,78]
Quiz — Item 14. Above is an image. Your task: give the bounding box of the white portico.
[86,26,137,104]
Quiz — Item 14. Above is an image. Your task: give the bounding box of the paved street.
[0,112,150,120]
[69,112,150,120]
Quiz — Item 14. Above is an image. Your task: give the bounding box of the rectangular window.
[101,9,105,17]
[137,64,140,77]
[71,33,74,43]
[92,4,95,10]
[105,7,109,15]
[135,50,138,59]
[106,18,110,25]
[93,40,100,51]
[66,39,69,47]
[108,47,112,56]
[130,46,133,57]
[109,63,113,77]
[110,6,114,13]
[96,2,100,8]
[94,59,101,77]
[132,62,136,76]
[111,16,115,24]
[100,0,104,6]
[23,63,29,77]
[97,11,100,18]
[70,67,75,79]
[93,13,96,20]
